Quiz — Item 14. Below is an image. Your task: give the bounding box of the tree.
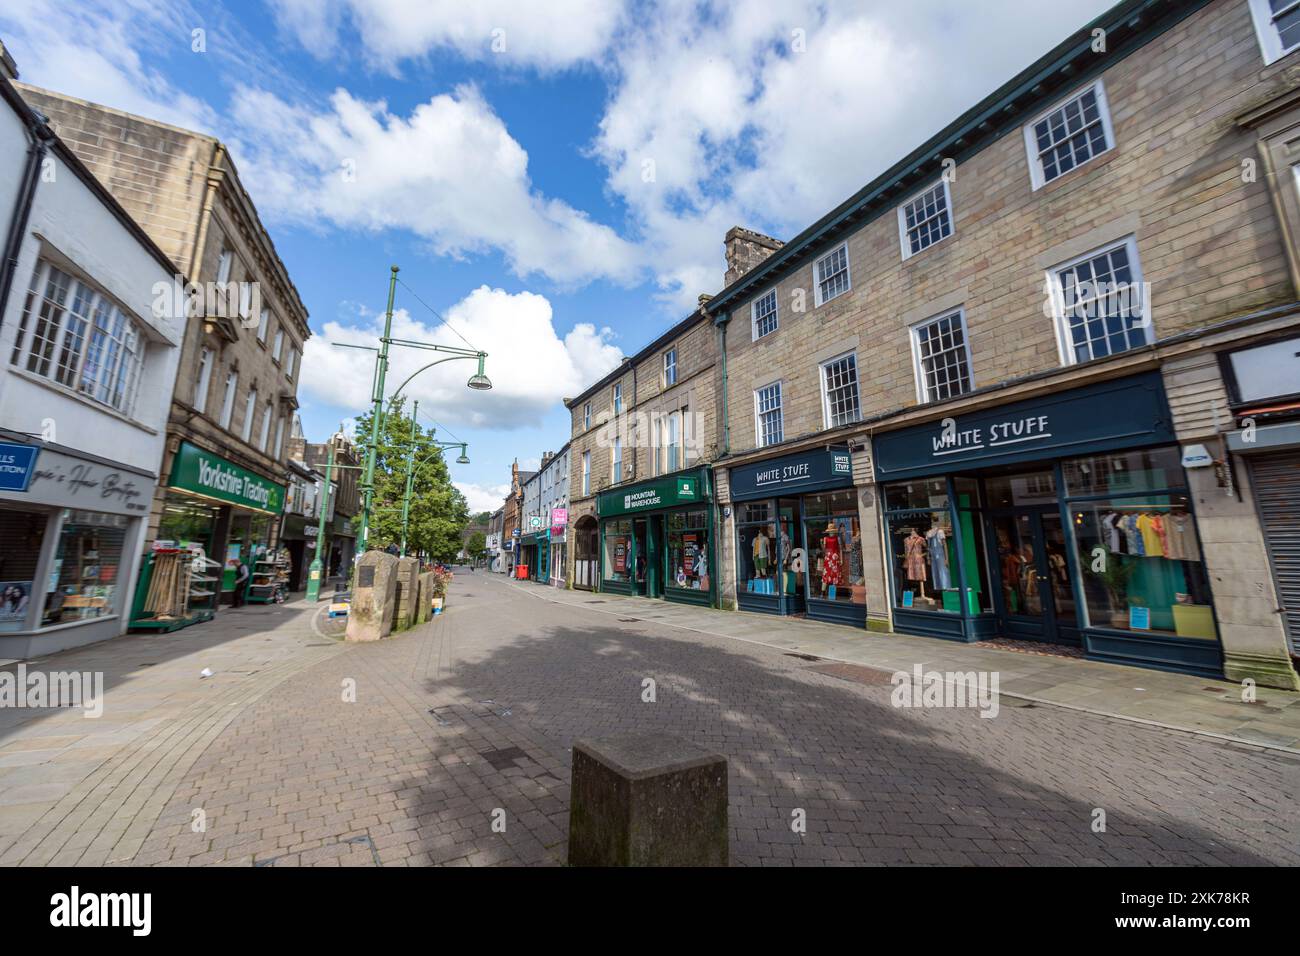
[473,511,491,525]
[466,531,487,564]
[354,398,469,560]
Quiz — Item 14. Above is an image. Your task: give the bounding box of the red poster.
[613,538,627,573]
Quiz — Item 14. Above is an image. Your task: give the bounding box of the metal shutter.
[1251,452,1300,655]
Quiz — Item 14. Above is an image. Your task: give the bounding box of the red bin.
[515,565,529,580]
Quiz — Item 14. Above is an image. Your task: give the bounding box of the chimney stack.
[724,226,784,287]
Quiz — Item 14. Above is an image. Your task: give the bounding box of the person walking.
[232,560,250,608]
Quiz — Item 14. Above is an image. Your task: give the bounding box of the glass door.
[632,518,648,595]
[989,511,1061,642]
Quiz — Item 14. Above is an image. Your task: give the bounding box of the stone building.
[16,83,312,606]
[699,0,1300,688]
[563,306,723,603]
[500,459,533,576]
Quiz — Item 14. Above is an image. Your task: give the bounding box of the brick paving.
[110,572,1300,866]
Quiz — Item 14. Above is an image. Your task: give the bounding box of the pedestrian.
[232,560,250,607]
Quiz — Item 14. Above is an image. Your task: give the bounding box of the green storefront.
[597,466,715,607]
[158,441,286,601]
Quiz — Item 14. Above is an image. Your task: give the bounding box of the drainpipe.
[0,111,53,333]
[716,314,730,456]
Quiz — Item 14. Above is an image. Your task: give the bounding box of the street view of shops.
[0,0,1298,924]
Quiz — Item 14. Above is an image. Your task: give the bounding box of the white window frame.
[613,382,623,415]
[1023,79,1115,191]
[583,402,591,430]
[1250,0,1300,64]
[654,416,663,475]
[193,346,213,413]
[751,288,779,340]
[258,404,272,451]
[1044,235,1152,367]
[663,349,677,387]
[216,248,233,285]
[285,346,297,380]
[897,179,954,260]
[272,326,284,363]
[909,308,975,404]
[256,308,269,343]
[241,388,257,442]
[812,242,851,307]
[754,381,784,448]
[819,352,863,429]
[219,370,238,429]
[582,450,591,495]
[274,416,285,459]
[667,410,682,472]
[612,436,623,483]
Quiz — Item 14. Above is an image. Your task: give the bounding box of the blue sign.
[729,447,853,502]
[1129,606,1151,630]
[0,442,38,492]
[873,372,1174,481]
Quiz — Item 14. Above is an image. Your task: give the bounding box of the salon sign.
[873,372,1175,481]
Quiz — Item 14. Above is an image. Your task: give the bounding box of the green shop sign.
[597,468,708,518]
[169,441,285,514]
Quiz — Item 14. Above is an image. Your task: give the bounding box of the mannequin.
[904,528,927,599]
[926,520,950,591]
[821,522,842,597]
[752,529,771,578]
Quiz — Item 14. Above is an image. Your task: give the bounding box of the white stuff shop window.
[751,288,778,340]
[1023,80,1114,190]
[1047,237,1151,365]
[911,309,974,403]
[897,181,953,259]
[755,381,783,448]
[813,243,850,306]
[820,353,862,428]
[1250,0,1300,64]
[9,261,144,416]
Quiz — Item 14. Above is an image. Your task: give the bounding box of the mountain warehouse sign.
[597,468,708,518]
[169,441,284,514]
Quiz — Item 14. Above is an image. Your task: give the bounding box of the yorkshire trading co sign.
[872,372,1174,481]
[169,441,285,514]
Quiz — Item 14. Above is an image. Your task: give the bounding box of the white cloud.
[270,0,627,71]
[455,481,510,514]
[299,285,623,431]
[226,83,643,287]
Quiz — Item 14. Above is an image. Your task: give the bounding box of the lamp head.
[466,352,492,390]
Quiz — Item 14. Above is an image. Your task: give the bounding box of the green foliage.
[466,531,487,560]
[354,397,469,561]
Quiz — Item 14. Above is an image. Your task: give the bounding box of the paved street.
[2,572,1298,866]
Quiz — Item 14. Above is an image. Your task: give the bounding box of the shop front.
[873,372,1222,678]
[161,441,285,605]
[0,435,155,657]
[729,447,866,627]
[548,508,568,587]
[329,516,356,583]
[520,528,550,583]
[597,467,715,607]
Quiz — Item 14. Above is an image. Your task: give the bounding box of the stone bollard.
[416,571,434,624]
[568,734,728,867]
[392,556,420,631]
[345,552,398,642]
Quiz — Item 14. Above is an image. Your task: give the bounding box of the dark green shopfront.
[597,467,715,607]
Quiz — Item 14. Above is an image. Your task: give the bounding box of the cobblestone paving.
[125,573,1299,867]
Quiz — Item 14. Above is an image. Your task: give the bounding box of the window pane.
[753,290,778,338]
[1062,447,1185,497]
[1071,494,1214,638]
[42,510,128,626]
[803,490,863,604]
[822,354,861,427]
[903,183,952,255]
[1057,244,1146,362]
[883,479,948,512]
[1036,86,1109,184]
[667,523,708,590]
[914,311,972,402]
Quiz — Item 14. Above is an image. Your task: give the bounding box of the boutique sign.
[170,441,285,514]
[873,372,1174,480]
[730,447,853,502]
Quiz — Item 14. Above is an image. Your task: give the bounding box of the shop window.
[755,382,783,448]
[953,477,992,613]
[666,509,709,591]
[1023,80,1113,189]
[752,289,778,340]
[883,479,957,613]
[42,510,127,626]
[813,243,851,306]
[11,261,144,415]
[911,309,973,403]
[158,495,219,552]
[820,353,861,428]
[985,469,1058,508]
[802,490,864,604]
[1249,0,1300,64]
[0,508,47,632]
[1071,493,1215,639]
[602,519,633,584]
[898,180,953,259]
[1062,446,1185,497]
[1048,238,1151,365]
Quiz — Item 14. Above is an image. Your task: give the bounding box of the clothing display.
[1163,512,1199,561]
[752,532,770,576]
[821,526,843,588]
[1099,508,1196,562]
[904,530,927,582]
[926,525,950,590]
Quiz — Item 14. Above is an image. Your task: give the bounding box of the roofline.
[564,308,710,409]
[0,74,184,280]
[703,0,1212,320]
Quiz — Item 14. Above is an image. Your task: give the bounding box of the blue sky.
[0,0,1113,511]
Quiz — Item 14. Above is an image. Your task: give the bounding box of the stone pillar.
[714,470,737,611]
[345,551,398,642]
[416,571,434,624]
[852,436,892,632]
[393,556,420,631]
[568,734,728,867]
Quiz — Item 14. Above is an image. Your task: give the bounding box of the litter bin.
[515,565,529,580]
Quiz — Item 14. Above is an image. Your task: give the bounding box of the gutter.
[0,107,53,333]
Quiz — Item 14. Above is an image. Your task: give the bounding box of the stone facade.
[702,0,1300,686]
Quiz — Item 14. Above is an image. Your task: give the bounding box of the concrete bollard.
[416,571,434,624]
[568,734,728,866]
[345,552,398,642]
[392,556,420,631]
